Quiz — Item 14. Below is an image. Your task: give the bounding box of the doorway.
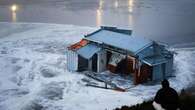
[78,55,88,72]
[92,54,98,72]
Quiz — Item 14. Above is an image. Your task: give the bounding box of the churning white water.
[0,23,194,110]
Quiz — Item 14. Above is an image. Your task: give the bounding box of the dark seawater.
[0,0,195,46]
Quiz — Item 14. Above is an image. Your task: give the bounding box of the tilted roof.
[76,43,101,59]
[84,29,153,54]
[142,55,168,66]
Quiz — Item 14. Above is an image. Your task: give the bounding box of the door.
[78,55,88,72]
[162,63,166,79]
[134,64,152,84]
[92,54,98,72]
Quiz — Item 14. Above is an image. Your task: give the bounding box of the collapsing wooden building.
[67,26,173,84]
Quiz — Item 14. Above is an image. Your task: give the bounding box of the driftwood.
[84,73,127,92]
[86,84,126,92]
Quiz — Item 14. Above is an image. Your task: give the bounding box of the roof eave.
[84,28,102,38]
[142,60,168,66]
[83,37,103,44]
[135,41,154,55]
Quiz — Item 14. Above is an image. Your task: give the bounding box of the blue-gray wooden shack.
[67,26,173,84]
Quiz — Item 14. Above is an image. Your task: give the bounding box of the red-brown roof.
[68,39,88,51]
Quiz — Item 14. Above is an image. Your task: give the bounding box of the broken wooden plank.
[86,84,126,92]
[85,73,104,82]
[85,73,127,92]
[85,73,117,87]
